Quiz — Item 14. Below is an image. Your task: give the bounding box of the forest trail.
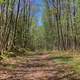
[0,53,80,80]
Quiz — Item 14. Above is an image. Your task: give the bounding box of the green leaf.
[0,0,4,4]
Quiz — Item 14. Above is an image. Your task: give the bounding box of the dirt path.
[0,53,80,80]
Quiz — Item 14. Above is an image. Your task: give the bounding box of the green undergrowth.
[0,48,34,69]
[48,51,80,73]
[0,48,34,59]
[0,48,44,69]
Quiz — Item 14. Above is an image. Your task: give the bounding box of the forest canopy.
[0,0,80,51]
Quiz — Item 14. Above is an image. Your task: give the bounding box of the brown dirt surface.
[0,53,80,80]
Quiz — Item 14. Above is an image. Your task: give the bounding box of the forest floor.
[0,50,80,80]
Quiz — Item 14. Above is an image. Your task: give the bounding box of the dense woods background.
[0,0,80,52]
[0,1,80,79]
